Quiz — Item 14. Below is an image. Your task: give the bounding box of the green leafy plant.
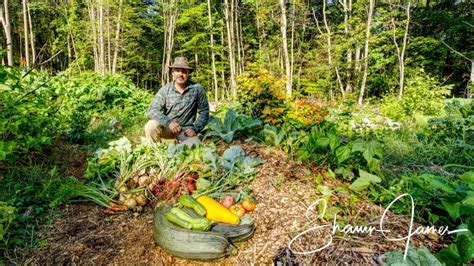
[298,121,383,175]
[349,170,382,192]
[0,202,16,243]
[381,68,452,120]
[436,224,474,265]
[384,246,442,266]
[50,177,114,209]
[427,99,474,145]
[260,124,304,157]
[0,67,57,161]
[204,109,262,143]
[236,67,288,125]
[196,145,264,198]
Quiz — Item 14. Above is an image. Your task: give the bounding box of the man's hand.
[184,128,196,137]
[169,121,181,134]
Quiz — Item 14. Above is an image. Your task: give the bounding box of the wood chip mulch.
[28,141,449,265]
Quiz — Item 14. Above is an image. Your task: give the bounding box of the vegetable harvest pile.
[87,137,263,259]
[153,194,257,260]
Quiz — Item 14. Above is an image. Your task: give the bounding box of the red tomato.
[220,196,234,208]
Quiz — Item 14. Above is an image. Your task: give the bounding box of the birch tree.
[390,0,411,99]
[0,0,13,66]
[23,0,30,67]
[357,0,375,105]
[27,1,35,66]
[207,0,218,101]
[161,0,178,85]
[112,0,122,74]
[224,0,237,98]
[279,0,291,98]
[341,0,353,93]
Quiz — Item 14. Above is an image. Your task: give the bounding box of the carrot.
[111,205,128,212]
[103,209,116,215]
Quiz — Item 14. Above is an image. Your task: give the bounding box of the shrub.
[381,69,452,120]
[0,67,58,160]
[236,68,287,125]
[52,72,151,141]
[285,98,328,129]
[0,67,151,161]
[427,99,474,145]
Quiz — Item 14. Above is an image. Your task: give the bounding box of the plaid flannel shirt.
[147,81,209,133]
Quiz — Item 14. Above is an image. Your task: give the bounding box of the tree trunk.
[470,60,473,98]
[88,2,99,72]
[279,0,291,98]
[224,0,236,98]
[27,1,35,66]
[255,0,262,52]
[234,0,242,75]
[220,28,227,100]
[112,0,122,74]
[398,1,411,99]
[161,0,177,85]
[0,0,13,66]
[355,46,361,71]
[323,0,344,98]
[239,16,245,73]
[207,0,218,102]
[343,0,353,93]
[23,0,30,67]
[358,0,375,105]
[290,1,296,94]
[106,4,111,73]
[98,0,105,73]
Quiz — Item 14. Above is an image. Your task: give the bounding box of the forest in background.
[1,0,472,102]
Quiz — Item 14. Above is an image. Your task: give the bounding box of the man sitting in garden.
[144,57,209,147]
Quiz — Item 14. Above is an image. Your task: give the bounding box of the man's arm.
[191,86,210,133]
[147,87,171,126]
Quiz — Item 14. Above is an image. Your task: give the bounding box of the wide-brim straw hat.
[169,57,194,70]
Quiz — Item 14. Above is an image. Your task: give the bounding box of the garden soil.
[28,141,448,265]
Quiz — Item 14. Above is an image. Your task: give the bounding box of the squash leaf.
[349,170,381,192]
[460,171,474,190]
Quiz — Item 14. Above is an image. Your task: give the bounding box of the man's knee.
[144,120,161,133]
[144,120,162,143]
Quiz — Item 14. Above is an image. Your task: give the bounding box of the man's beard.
[174,76,187,85]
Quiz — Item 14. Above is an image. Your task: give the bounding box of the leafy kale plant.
[204,109,262,143]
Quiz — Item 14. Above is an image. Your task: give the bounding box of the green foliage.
[260,124,303,157]
[427,99,474,145]
[203,109,262,143]
[0,202,16,242]
[0,67,151,162]
[349,170,381,192]
[53,72,151,143]
[49,177,114,209]
[236,68,287,125]
[0,67,57,160]
[284,99,328,130]
[381,69,452,120]
[384,246,441,266]
[436,225,474,265]
[298,121,383,176]
[84,136,263,200]
[196,145,264,198]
